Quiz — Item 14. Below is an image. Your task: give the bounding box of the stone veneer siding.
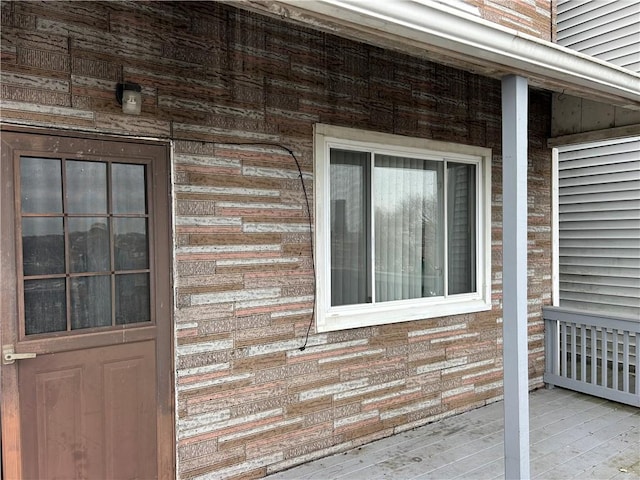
[462,0,554,40]
[1,1,552,478]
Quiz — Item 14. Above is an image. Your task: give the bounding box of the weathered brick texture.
[1,1,552,478]
[463,0,554,40]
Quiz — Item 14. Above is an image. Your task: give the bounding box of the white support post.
[501,74,531,480]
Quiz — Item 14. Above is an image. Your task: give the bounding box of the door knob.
[2,345,37,365]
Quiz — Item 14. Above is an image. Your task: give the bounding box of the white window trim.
[314,124,492,332]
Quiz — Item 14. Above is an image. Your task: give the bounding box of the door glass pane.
[112,163,146,214]
[19,156,154,335]
[114,218,148,270]
[22,217,65,276]
[116,273,150,324]
[66,160,107,214]
[71,276,112,330]
[330,149,370,306]
[24,278,66,334]
[447,162,476,295]
[69,218,110,273]
[20,157,63,214]
[374,156,444,302]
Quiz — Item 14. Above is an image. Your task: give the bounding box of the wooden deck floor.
[267,388,640,480]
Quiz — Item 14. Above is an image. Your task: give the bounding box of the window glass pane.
[20,157,63,214]
[114,218,148,270]
[112,164,146,214]
[66,161,107,214]
[116,273,150,324]
[69,218,110,273]
[447,163,476,295]
[22,217,65,276]
[24,278,66,335]
[330,149,370,306]
[70,276,112,329]
[374,156,444,302]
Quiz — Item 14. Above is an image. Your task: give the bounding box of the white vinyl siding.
[557,137,640,321]
[556,0,640,72]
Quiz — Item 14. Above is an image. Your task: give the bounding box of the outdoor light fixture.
[116,82,142,115]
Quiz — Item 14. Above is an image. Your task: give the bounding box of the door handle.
[2,345,37,365]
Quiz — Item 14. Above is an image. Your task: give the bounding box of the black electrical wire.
[214,142,316,351]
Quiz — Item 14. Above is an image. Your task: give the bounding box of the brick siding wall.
[461,0,554,40]
[1,2,552,478]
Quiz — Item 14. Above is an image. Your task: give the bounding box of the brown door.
[0,128,174,479]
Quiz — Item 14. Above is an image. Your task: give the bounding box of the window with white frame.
[314,124,492,332]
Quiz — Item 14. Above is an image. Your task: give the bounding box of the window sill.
[316,296,492,332]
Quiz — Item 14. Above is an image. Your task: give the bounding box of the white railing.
[544,306,639,407]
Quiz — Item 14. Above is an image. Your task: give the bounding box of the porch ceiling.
[231,0,640,110]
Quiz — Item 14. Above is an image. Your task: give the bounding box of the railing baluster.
[635,333,639,396]
[623,331,629,393]
[571,323,577,380]
[612,329,619,391]
[591,326,597,385]
[561,321,567,378]
[544,318,559,382]
[553,319,560,376]
[581,324,587,382]
[601,328,608,388]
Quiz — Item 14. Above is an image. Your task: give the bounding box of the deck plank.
[266,388,640,480]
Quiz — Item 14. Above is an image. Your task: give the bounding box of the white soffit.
[234,0,640,109]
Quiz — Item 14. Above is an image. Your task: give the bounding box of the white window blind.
[557,137,640,320]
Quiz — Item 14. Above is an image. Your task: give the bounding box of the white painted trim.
[267,0,640,108]
[555,134,640,152]
[552,148,560,307]
[314,124,492,332]
[416,0,480,17]
[548,124,640,148]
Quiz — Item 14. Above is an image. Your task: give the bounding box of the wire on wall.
[213,142,316,351]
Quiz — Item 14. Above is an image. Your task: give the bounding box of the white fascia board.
[271,0,640,108]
